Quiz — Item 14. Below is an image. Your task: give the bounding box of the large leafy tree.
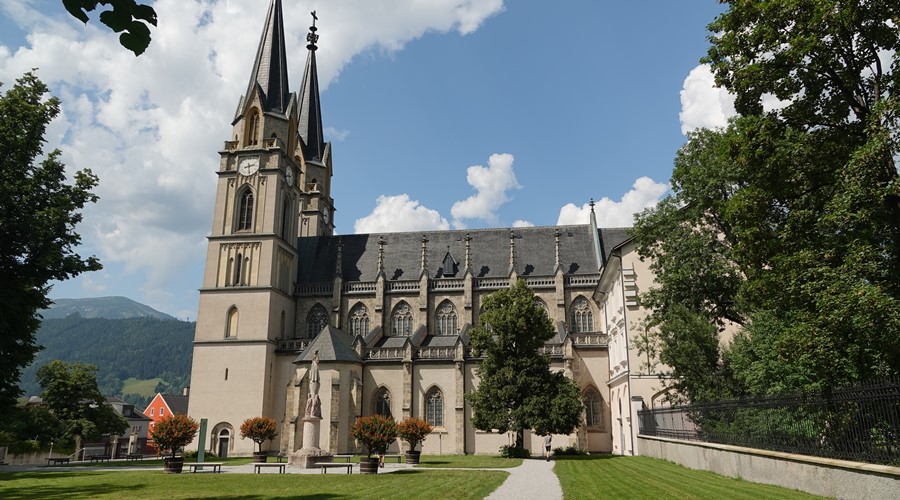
[0,73,101,413]
[633,0,900,400]
[467,279,582,449]
[63,0,158,56]
[36,361,128,446]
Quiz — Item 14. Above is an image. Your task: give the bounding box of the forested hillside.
[20,316,194,409]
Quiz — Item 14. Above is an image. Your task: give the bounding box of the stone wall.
[638,435,900,500]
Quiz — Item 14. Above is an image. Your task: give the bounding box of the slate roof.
[296,224,627,284]
[161,394,189,415]
[294,325,362,364]
[297,20,326,162]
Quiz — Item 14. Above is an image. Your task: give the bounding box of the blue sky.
[0,1,736,319]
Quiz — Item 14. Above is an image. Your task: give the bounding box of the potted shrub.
[396,417,433,464]
[149,414,199,473]
[350,415,397,474]
[240,417,278,463]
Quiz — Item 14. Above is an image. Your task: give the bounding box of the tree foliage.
[36,360,127,442]
[239,417,278,452]
[350,415,397,459]
[0,73,101,414]
[396,417,433,451]
[466,279,582,448]
[633,0,900,401]
[62,0,157,56]
[149,413,199,459]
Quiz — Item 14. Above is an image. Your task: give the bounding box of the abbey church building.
[188,0,665,459]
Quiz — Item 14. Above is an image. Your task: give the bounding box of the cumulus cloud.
[511,219,534,228]
[0,0,504,313]
[354,194,450,233]
[450,153,520,228]
[324,126,350,141]
[557,177,669,227]
[679,64,736,134]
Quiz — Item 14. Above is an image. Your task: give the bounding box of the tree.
[466,279,582,450]
[350,415,397,459]
[396,417,433,452]
[62,0,158,56]
[149,414,199,459]
[0,73,101,414]
[632,0,900,400]
[239,417,278,453]
[35,361,127,447]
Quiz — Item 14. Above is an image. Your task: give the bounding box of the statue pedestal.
[289,416,332,468]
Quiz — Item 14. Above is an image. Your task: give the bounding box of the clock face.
[238,157,259,176]
[285,167,294,187]
[323,206,330,224]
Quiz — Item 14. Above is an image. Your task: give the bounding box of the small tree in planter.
[240,417,278,462]
[350,415,397,474]
[396,417,433,464]
[149,414,199,473]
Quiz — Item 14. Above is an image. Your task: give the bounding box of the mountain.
[41,296,176,320]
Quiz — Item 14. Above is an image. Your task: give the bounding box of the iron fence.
[637,378,900,465]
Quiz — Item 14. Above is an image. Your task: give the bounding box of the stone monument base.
[289,447,332,468]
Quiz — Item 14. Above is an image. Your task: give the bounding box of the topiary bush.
[499,445,530,458]
[351,415,397,459]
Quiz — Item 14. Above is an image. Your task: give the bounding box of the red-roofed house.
[144,392,190,454]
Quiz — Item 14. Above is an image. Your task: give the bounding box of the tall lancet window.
[237,189,254,231]
[306,304,328,337]
[225,307,239,338]
[570,296,593,333]
[375,387,392,417]
[391,302,413,336]
[584,387,603,427]
[425,387,444,427]
[246,109,260,146]
[348,304,369,336]
[436,300,457,336]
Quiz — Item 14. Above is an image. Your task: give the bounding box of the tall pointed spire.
[245,0,291,115]
[298,11,326,162]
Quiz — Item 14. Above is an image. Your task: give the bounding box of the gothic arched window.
[237,189,254,231]
[584,387,603,428]
[391,302,413,336]
[348,304,369,336]
[570,296,593,333]
[281,198,291,238]
[225,307,239,338]
[306,304,328,337]
[246,109,260,146]
[436,300,457,336]
[534,298,549,318]
[425,387,444,427]
[233,253,243,286]
[375,387,392,417]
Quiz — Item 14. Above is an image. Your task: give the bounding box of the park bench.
[273,453,288,463]
[125,454,144,461]
[315,462,353,474]
[332,454,354,462]
[253,462,286,474]
[88,455,111,463]
[46,457,70,466]
[382,454,402,463]
[186,462,224,473]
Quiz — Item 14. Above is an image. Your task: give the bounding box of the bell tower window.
[237,189,254,232]
[246,109,260,146]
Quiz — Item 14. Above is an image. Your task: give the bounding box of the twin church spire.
[240,0,325,161]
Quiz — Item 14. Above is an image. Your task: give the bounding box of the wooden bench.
[382,454,403,464]
[46,457,70,466]
[273,454,288,463]
[125,454,144,461]
[316,462,353,474]
[332,454,354,462]
[253,462,286,474]
[88,455,111,463]
[186,462,224,473]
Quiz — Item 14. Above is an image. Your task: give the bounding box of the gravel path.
[486,458,563,500]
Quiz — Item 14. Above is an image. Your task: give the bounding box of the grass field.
[121,377,162,398]
[554,455,823,499]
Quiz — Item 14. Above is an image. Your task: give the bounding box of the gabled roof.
[294,325,362,364]
[160,394,189,415]
[241,0,291,116]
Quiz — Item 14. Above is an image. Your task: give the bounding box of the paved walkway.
[486,458,563,500]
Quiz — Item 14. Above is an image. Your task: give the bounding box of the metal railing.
[638,378,900,465]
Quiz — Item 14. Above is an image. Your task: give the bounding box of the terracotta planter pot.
[164,457,184,474]
[359,458,379,474]
[252,452,268,463]
[405,450,421,464]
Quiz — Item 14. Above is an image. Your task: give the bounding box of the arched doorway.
[217,429,230,458]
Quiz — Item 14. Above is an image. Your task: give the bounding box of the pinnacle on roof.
[297,11,326,162]
[244,0,291,115]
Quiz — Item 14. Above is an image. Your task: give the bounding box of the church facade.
[188,0,667,459]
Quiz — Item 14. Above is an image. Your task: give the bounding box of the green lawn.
[417,454,522,468]
[121,377,162,397]
[554,455,824,499]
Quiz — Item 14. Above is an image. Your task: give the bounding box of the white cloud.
[324,126,350,141]
[557,177,669,227]
[679,64,736,135]
[450,153,520,228]
[0,0,503,313]
[354,194,450,233]
[511,219,534,228]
